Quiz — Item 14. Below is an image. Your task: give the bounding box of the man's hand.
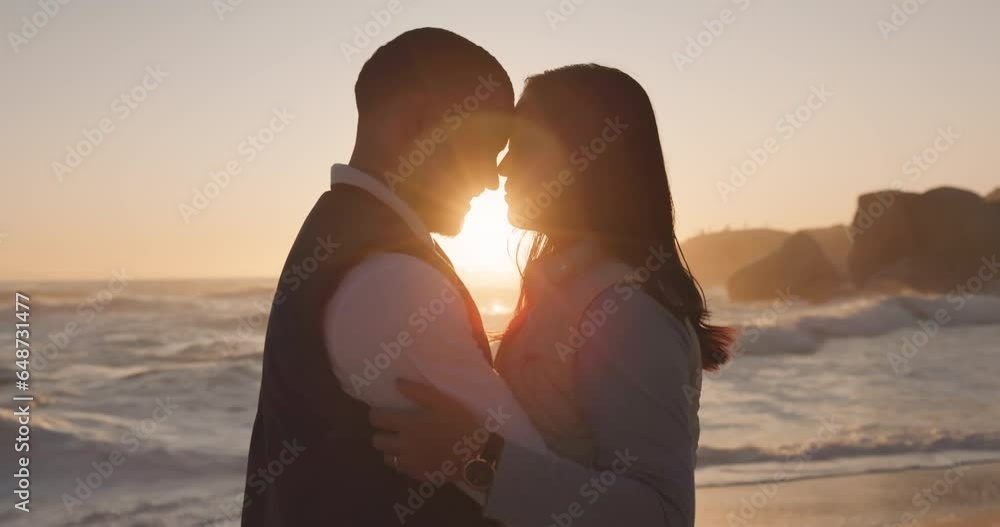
[370,379,485,482]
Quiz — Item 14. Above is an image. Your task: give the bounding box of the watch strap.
[482,432,505,466]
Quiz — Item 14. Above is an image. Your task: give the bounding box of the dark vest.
[242,184,497,526]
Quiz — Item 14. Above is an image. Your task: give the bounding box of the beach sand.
[696,462,1000,526]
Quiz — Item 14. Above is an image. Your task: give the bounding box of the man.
[242,28,543,526]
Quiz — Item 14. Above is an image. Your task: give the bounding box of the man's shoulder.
[329,252,460,314]
[344,252,451,286]
[324,250,480,370]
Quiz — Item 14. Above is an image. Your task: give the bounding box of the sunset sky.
[3,0,997,283]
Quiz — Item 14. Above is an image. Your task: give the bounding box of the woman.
[371,64,733,526]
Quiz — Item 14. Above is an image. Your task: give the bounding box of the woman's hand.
[370,379,485,483]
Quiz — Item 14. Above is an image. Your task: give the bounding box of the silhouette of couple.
[243,27,732,526]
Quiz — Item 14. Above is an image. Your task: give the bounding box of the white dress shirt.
[323,164,696,526]
[322,164,548,503]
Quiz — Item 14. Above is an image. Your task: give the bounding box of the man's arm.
[324,253,548,451]
[331,256,696,525]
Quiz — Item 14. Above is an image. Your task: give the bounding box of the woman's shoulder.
[585,282,694,350]
[522,244,694,349]
[575,255,688,325]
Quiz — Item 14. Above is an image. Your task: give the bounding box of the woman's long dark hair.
[506,64,733,370]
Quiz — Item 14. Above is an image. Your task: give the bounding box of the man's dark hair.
[355,27,512,115]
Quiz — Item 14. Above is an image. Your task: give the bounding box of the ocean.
[1,279,998,526]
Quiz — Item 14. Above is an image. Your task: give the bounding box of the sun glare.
[434,181,521,284]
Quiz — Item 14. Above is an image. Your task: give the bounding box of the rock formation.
[680,229,789,287]
[727,231,845,303]
[846,187,1000,292]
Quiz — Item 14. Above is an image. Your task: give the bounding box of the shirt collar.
[330,163,434,247]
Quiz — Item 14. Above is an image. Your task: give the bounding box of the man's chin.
[429,213,467,237]
[422,198,470,236]
[434,223,464,237]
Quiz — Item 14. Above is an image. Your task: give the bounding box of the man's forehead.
[462,110,512,137]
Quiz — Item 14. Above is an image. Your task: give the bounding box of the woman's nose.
[484,172,500,191]
[498,152,510,178]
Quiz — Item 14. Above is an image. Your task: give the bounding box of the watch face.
[463,458,495,489]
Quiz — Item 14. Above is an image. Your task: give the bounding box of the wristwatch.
[462,432,505,491]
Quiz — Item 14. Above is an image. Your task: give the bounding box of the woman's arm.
[373,289,698,526]
[485,289,696,526]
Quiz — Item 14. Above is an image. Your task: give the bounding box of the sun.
[434,180,521,284]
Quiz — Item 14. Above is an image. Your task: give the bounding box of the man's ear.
[390,91,435,143]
